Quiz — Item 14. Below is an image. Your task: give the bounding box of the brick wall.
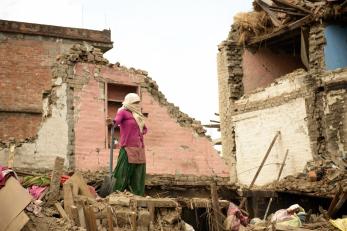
[0,32,75,141]
[74,63,229,177]
[242,48,305,93]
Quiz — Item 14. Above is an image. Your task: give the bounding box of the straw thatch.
[232,11,271,45]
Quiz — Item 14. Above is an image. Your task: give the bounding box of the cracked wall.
[0,72,70,168]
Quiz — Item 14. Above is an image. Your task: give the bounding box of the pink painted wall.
[242,48,304,94]
[74,63,229,177]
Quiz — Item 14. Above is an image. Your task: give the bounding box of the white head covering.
[122,93,145,132]
[123,93,141,105]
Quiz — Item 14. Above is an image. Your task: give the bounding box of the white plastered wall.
[233,98,313,186]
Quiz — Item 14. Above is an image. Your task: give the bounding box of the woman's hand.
[106,117,113,125]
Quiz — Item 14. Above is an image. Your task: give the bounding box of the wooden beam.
[63,183,74,219]
[272,0,312,14]
[211,182,222,231]
[249,15,312,45]
[107,206,114,231]
[65,171,94,198]
[55,202,69,220]
[328,184,343,216]
[256,0,282,27]
[264,149,289,219]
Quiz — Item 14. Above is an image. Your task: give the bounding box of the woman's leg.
[112,148,130,192]
[129,163,146,196]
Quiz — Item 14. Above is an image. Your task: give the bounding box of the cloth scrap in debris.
[224,202,249,231]
[28,185,47,200]
[330,218,347,231]
[21,175,50,188]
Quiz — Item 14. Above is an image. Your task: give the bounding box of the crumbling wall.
[321,69,347,167]
[0,64,71,168]
[217,40,243,182]
[0,31,77,142]
[72,61,229,176]
[59,43,229,177]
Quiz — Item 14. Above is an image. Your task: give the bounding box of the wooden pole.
[327,184,342,217]
[263,149,289,220]
[239,131,281,210]
[211,182,222,231]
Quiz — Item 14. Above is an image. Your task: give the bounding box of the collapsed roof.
[229,0,347,45]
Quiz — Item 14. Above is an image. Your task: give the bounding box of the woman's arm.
[114,109,124,125]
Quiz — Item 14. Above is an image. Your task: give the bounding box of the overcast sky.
[0,0,253,138]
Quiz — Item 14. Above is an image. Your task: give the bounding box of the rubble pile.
[57,43,109,65]
[262,159,347,197]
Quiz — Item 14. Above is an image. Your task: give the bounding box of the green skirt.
[112,148,146,196]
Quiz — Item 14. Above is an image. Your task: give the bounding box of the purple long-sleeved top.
[114,109,147,148]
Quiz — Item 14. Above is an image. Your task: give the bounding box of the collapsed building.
[217,0,347,218]
[0,19,234,230]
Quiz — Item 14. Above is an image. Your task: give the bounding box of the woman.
[112,93,147,196]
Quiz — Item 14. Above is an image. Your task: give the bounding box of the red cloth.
[114,109,147,163]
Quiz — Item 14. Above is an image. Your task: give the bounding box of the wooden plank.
[70,206,80,226]
[65,171,94,198]
[272,0,312,14]
[301,27,310,70]
[330,191,347,217]
[249,15,312,45]
[256,0,282,27]
[55,202,69,220]
[327,184,342,216]
[63,183,74,219]
[88,206,97,231]
[107,206,114,231]
[264,149,289,219]
[47,157,65,204]
[77,201,86,228]
[148,202,155,224]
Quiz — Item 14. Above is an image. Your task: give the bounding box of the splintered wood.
[47,157,65,204]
